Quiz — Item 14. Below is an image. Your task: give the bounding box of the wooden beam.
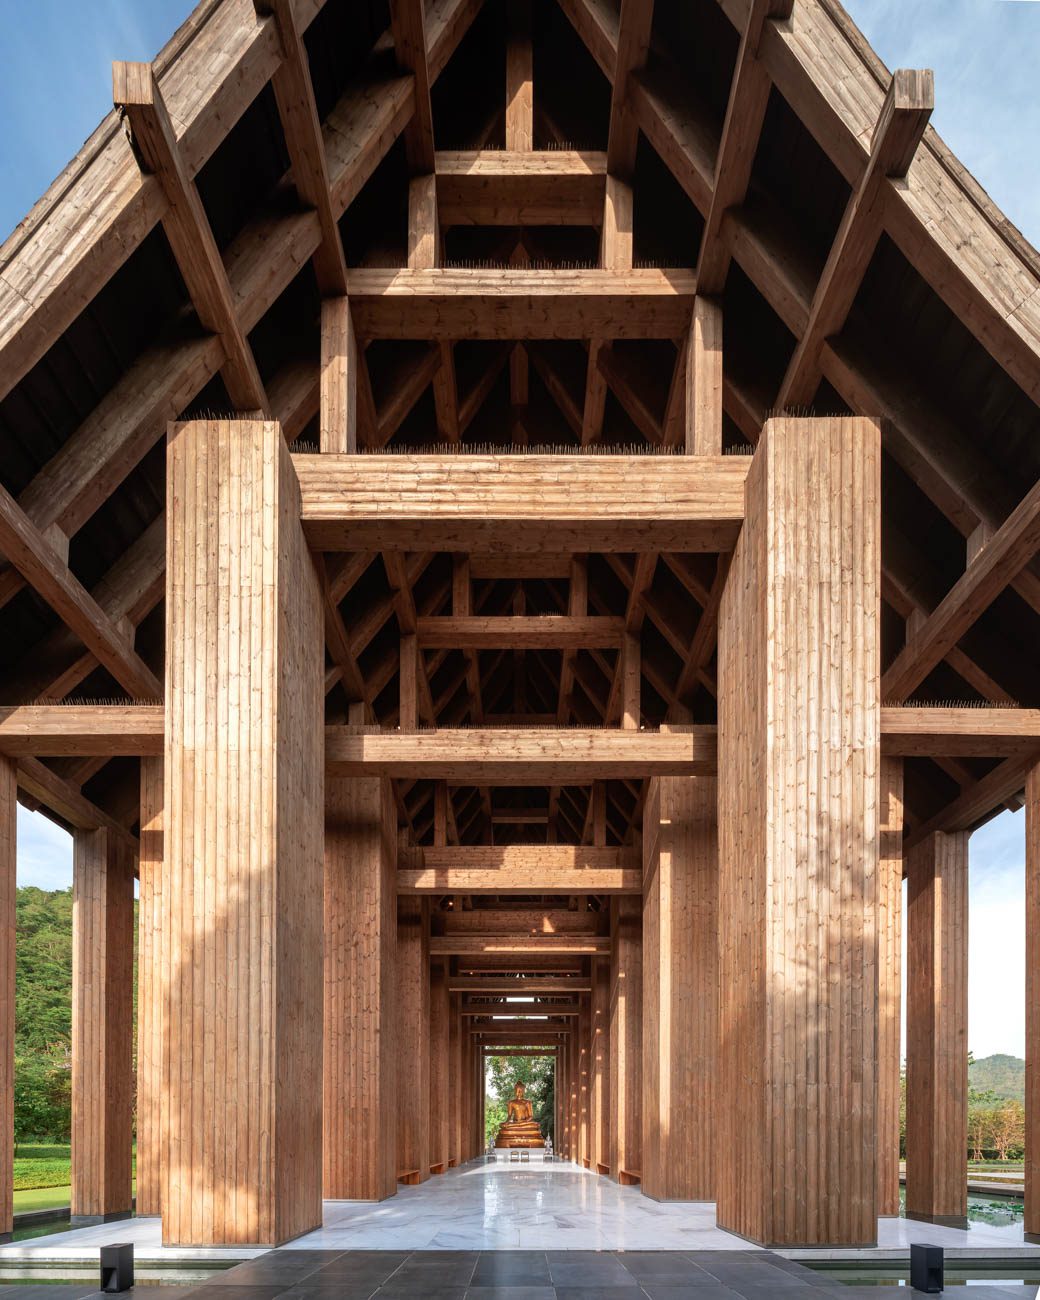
[685,296,723,455]
[328,726,715,782]
[0,707,164,757]
[695,0,793,294]
[583,177,633,445]
[606,0,654,180]
[416,615,625,649]
[112,62,267,411]
[451,976,591,994]
[882,475,1040,701]
[0,485,162,700]
[506,0,533,151]
[390,0,436,173]
[400,864,640,894]
[777,70,933,409]
[881,708,1040,757]
[345,268,696,339]
[320,298,357,453]
[463,1001,580,1016]
[294,452,749,552]
[436,151,606,226]
[253,0,349,296]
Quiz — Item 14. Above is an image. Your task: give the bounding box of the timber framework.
[0,0,1038,1251]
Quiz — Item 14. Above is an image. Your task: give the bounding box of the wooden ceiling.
[0,0,1038,890]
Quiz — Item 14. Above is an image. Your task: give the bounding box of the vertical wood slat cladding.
[137,758,164,1217]
[589,955,611,1172]
[164,419,324,1246]
[429,960,450,1172]
[878,758,905,1217]
[642,775,717,1201]
[1027,765,1040,1234]
[71,827,134,1223]
[0,759,14,1239]
[905,830,969,1225]
[609,896,642,1182]
[324,777,397,1201]
[448,992,460,1165]
[397,897,431,1181]
[578,993,590,1166]
[717,417,881,1247]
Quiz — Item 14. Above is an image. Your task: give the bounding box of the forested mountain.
[970,1054,1025,1102]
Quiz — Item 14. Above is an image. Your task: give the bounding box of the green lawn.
[10,1143,136,1216]
[13,1183,71,1214]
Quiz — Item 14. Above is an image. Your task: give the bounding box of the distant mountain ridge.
[970,1053,1025,1102]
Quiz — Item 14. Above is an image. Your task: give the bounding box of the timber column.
[430,959,450,1174]
[642,773,717,1201]
[905,830,968,1226]
[878,759,905,1216]
[589,955,611,1174]
[0,760,15,1240]
[609,896,642,1185]
[71,827,134,1224]
[136,758,164,1217]
[717,416,880,1247]
[164,419,324,1246]
[397,898,431,1182]
[324,776,397,1201]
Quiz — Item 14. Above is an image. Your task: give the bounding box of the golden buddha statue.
[494,1081,545,1148]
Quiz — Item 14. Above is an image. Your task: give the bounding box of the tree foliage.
[15,888,74,1144]
[484,1054,555,1147]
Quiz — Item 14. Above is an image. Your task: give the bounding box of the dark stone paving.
[0,1251,1035,1297]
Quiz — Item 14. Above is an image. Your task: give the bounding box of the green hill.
[969,1053,1025,1102]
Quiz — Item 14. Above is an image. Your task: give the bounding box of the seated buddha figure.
[494,1081,545,1148]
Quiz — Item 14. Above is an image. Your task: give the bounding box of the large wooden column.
[136,758,164,1217]
[578,992,591,1166]
[0,759,15,1241]
[449,992,461,1167]
[642,774,717,1201]
[324,776,397,1201]
[164,418,324,1246]
[589,955,611,1174]
[429,959,449,1174]
[905,830,968,1226]
[717,416,880,1247]
[397,897,431,1183]
[71,827,134,1225]
[609,896,642,1185]
[1027,765,1040,1235]
[878,758,905,1216]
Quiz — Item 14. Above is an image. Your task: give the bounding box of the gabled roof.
[0,0,1038,847]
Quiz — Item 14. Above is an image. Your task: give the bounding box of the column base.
[905,1210,968,1230]
[70,1210,132,1227]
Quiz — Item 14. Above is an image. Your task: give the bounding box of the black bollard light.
[909,1243,943,1294]
[100,1242,134,1293]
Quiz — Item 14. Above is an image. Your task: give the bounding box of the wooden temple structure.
[0,0,1039,1253]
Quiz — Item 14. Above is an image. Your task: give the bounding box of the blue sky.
[2,1,1038,1058]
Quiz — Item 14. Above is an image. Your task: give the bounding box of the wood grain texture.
[294,453,749,554]
[136,757,164,1218]
[642,775,717,1201]
[0,759,14,1238]
[396,897,431,1181]
[878,757,904,1217]
[609,896,641,1183]
[429,960,450,1173]
[588,956,611,1173]
[71,827,134,1223]
[905,831,969,1225]
[164,419,323,1246]
[1027,765,1040,1234]
[324,777,397,1201]
[717,416,880,1247]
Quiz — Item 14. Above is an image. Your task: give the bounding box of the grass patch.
[12,1184,70,1214]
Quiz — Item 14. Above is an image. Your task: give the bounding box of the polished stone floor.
[3,1161,1040,1267]
[3,1248,1036,1298]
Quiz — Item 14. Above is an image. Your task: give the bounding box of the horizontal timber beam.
[462,1001,580,1015]
[881,708,1040,757]
[435,150,606,225]
[416,615,624,649]
[449,977,592,994]
[328,727,716,782]
[345,268,697,339]
[432,934,610,955]
[400,866,640,894]
[0,707,164,756]
[294,453,749,552]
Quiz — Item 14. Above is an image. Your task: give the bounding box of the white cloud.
[16,806,73,892]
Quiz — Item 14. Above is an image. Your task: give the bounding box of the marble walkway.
[2,1161,1040,1265]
